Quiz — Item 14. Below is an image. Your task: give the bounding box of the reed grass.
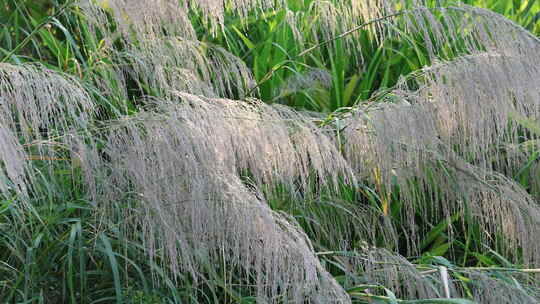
[1,0,540,303]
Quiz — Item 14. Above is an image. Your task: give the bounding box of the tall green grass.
[1,0,540,303]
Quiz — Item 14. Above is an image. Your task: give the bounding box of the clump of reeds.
[343,69,540,267]
[3,0,540,302]
[83,96,356,302]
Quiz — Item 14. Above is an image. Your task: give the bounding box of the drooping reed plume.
[359,248,449,299]
[82,96,357,302]
[464,271,539,304]
[342,14,540,268]
[0,63,96,198]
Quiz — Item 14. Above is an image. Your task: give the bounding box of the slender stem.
[439,266,451,298]
[246,8,429,97]
[297,10,408,58]
[1,1,74,63]
[246,60,293,96]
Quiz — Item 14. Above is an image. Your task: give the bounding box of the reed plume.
[85,97,354,302]
[0,63,96,198]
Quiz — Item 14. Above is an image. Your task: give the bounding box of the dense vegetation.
[1,0,540,303]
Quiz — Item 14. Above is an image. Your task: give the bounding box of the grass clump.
[1,0,540,303]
